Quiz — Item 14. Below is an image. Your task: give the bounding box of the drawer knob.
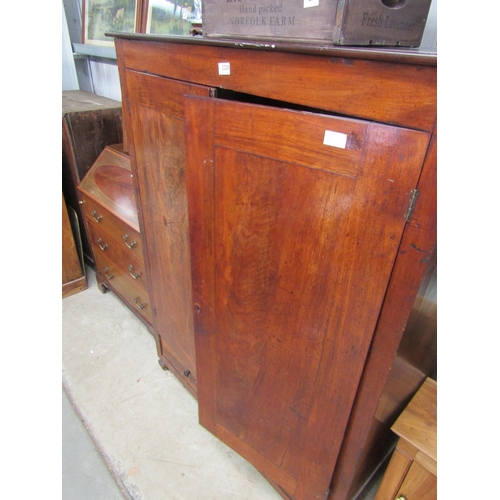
[128,264,141,280]
[103,267,114,280]
[396,496,406,500]
[97,238,108,251]
[123,234,137,249]
[91,210,103,223]
[134,296,147,310]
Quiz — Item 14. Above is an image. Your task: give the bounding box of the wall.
[62,0,122,101]
[62,3,79,91]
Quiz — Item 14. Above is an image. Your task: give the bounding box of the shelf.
[73,43,117,60]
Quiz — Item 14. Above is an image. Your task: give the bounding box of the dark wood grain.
[186,97,430,500]
[125,71,215,396]
[62,193,87,298]
[115,37,436,132]
[114,35,437,500]
[78,147,140,231]
[62,91,123,265]
[329,131,437,500]
[184,96,217,419]
[78,146,154,330]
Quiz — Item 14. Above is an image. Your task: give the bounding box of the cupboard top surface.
[108,32,437,66]
[392,377,437,461]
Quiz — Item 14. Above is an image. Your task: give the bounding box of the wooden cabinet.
[78,145,153,330]
[113,34,437,500]
[62,91,123,266]
[374,378,437,500]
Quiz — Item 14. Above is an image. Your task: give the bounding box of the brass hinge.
[405,189,419,222]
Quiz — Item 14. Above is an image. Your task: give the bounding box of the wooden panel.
[185,97,430,499]
[392,378,437,462]
[203,0,338,42]
[396,460,437,500]
[78,147,140,231]
[116,38,436,132]
[62,193,87,298]
[373,448,412,500]
[329,132,437,500]
[62,91,123,264]
[81,196,144,262]
[126,71,215,394]
[93,248,153,326]
[215,101,366,177]
[414,450,437,477]
[87,223,148,296]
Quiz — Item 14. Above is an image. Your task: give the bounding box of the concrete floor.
[62,267,380,499]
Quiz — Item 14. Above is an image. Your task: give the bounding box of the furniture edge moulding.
[113,36,437,134]
[116,47,164,360]
[115,61,203,399]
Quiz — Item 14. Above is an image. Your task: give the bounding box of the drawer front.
[94,249,153,325]
[87,223,148,295]
[81,194,144,262]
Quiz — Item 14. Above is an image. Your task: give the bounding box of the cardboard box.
[202,0,433,47]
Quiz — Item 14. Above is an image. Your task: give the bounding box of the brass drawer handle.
[123,234,137,249]
[396,496,406,500]
[97,238,108,251]
[128,264,141,280]
[103,267,114,280]
[91,210,103,223]
[134,296,147,310]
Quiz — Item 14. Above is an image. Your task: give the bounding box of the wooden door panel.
[126,71,213,393]
[214,103,366,177]
[396,461,437,500]
[185,97,430,499]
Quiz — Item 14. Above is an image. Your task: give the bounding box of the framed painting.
[142,0,202,35]
[83,0,140,46]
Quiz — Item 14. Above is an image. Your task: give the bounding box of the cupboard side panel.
[126,72,213,394]
[329,132,437,500]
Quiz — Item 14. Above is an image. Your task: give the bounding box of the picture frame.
[142,0,202,36]
[82,0,140,46]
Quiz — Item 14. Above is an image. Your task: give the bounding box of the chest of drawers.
[78,144,153,330]
[374,377,437,500]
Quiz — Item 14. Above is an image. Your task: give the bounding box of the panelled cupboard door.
[126,71,214,395]
[185,96,431,500]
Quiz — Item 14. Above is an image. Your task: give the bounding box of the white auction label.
[304,0,319,7]
[323,130,348,149]
[218,62,231,75]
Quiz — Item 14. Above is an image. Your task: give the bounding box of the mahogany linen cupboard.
[112,34,437,500]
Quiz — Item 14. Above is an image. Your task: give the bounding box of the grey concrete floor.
[62,267,381,500]
[62,387,127,499]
